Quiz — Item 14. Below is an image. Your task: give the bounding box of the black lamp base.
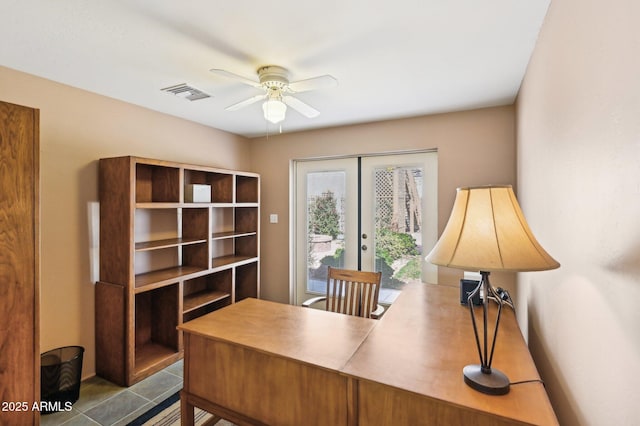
[463,364,510,395]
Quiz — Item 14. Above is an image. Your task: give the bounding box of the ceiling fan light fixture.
[263,99,287,124]
[211,65,335,126]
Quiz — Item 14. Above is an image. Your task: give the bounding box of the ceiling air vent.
[161,83,211,101]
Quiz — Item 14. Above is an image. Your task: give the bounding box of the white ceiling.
[1,0,550,138]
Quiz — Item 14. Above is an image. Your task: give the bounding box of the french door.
[293,151,437,306]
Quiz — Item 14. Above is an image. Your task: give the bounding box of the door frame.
[290,149,438,305]
[360,152,439,285]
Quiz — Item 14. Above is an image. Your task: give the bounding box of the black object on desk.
[460,279,481,305]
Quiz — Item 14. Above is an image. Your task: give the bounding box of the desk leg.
[181,390,195,426]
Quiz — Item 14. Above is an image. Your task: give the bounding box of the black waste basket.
[40,346,84,414]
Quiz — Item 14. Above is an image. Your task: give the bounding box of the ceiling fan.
[210,65,337,124]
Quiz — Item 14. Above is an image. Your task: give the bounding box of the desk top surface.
[180,283,557,425]
[178,297,376,371]
[342,282,558,425]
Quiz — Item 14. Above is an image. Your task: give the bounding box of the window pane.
[373,166,423,303]
[306,171,346,293]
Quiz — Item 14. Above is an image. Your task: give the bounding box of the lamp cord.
[489,287,515,311]
[510,378,545,387]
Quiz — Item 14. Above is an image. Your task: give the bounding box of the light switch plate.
[269,214,278,224]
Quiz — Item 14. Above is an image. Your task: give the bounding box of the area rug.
[127,392,234,426]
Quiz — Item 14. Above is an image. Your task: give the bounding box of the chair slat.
[347,282,357,315]
[362,283,371,317]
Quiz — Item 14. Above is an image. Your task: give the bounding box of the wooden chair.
[302,266,384,319]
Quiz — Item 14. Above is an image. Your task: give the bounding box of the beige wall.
[516,0,640,424]
[0,65,251,379]
[249,106,517,304]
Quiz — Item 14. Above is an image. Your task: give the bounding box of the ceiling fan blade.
[225,94,267,111]
[210,68,261,88]
[282,96,320,118]
[288,75,337,93]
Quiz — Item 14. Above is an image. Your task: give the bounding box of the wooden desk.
[179,283,558,426]
[179,298,376,425]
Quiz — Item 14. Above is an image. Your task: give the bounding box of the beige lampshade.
[426,185,560,272]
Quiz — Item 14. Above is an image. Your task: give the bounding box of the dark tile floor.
[41,360,183,426]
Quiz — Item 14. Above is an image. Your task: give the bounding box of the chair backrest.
[325,266,382,318]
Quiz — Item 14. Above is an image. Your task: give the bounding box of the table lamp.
[426,185,559,395]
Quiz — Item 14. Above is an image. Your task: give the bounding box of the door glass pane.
[306,171,346,293]
[373,166,424,302]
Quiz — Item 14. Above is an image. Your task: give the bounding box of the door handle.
[361,245,368,251]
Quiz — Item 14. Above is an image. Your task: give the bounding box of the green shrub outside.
[308,190,340,238]
[375,228,418,265]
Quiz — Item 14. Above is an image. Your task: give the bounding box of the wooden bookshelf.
[96,156,260,386]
